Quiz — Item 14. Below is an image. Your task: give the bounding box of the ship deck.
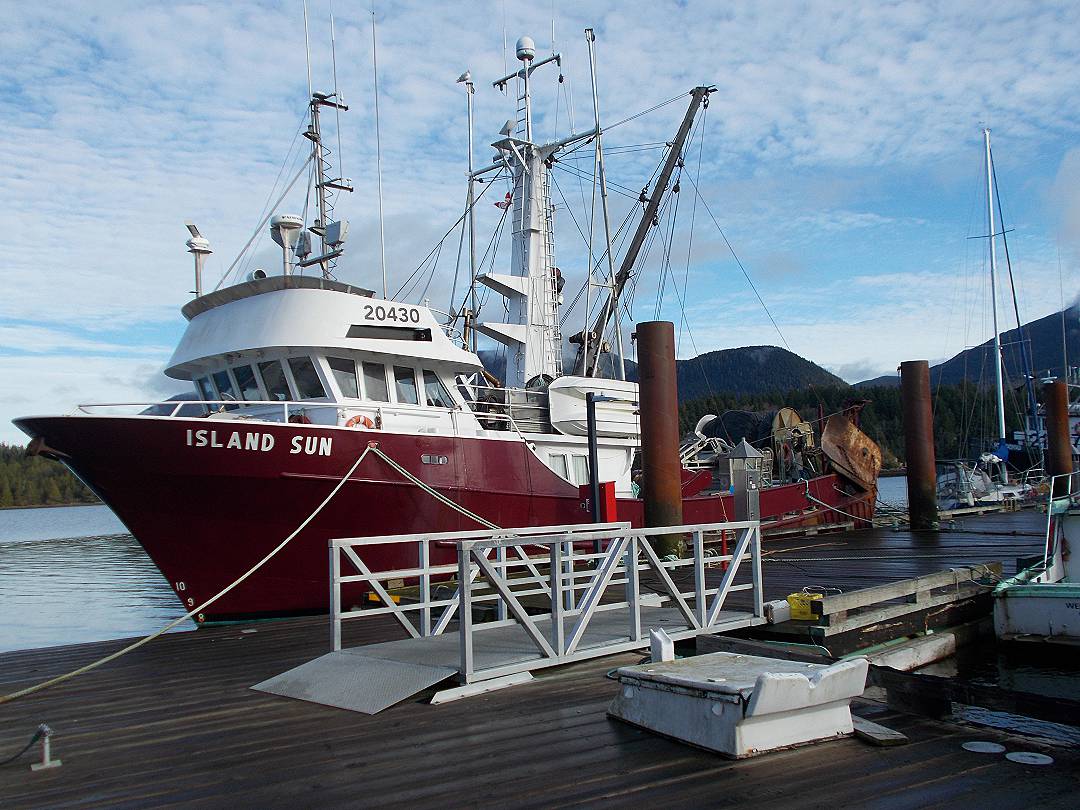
[1,510,1073,808]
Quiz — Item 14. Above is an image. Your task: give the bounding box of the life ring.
[345,414,376,429]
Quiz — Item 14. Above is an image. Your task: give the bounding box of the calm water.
[0,505,189,653]
[876,474,908,507]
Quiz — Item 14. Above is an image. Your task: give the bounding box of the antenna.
[185,221,212,298]
[330,5,344,184]
[371,3,388,298]
[303,1,313,101]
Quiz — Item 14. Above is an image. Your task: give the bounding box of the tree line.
[678,382,1026,469]
[0,443,98,508]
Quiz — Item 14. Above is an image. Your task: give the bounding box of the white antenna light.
[185,221,212,298]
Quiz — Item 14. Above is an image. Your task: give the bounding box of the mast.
[984,128,1008,482]
[474,37,570,389]
[458,70,478,352]
[302,91,351,278]
[571,86,712,377]
[584,28,623,380]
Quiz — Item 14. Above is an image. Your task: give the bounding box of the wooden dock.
[1,510,1073,808]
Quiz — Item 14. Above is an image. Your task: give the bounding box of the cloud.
[3,0,1080,444]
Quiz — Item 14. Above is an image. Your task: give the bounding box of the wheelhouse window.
[211,370,239,411]
[550,453,570,480]
[423,370,454,408]
[195,376,215,402]
[328,357,359,399]
[393,366,419,405]
[232,364,261,401]
[571,455,590,486]
[258,360,292,401]
[212,370,236,401]
[362,362,389,402]
[288,357,327,399]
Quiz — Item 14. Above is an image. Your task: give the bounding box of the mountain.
[479,345,847,402]
[854,304,1079,389]
[668,346,847,402]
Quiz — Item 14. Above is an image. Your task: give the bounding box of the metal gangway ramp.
[253,520,766,714]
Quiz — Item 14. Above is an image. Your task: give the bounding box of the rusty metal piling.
[1044,380,1073,497]
[900,360,939,530]
[636,321,683,556]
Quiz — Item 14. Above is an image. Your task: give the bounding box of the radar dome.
[516,36,535,61]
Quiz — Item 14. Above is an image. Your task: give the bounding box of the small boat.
[994,477,1080,645]
[15,32,881,623]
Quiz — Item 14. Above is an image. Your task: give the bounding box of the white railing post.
[564,539,575,611]
[550,539,565,655]
[419,538,431,636]
[330,543,342,651]
[693,530,706,627]
[750,524,764,618]
[626,536,641,641]
[495,544,508,622]
[458,545,475,682]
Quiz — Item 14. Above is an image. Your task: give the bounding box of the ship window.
[258,360,292,401]
[394,366,419,405]
[210,370,239,411]
[362,362,389,402]
[423,370,454,408]
[288,357,327,399]
[195,376,214,402]
[571,455,590,486]
[550,453,569,480]
[232,364,261,402]
[328,357,359,399]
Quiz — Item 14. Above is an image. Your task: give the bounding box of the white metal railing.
[74,399,339,421]
[463,384,550,434]
[330,520,764,683]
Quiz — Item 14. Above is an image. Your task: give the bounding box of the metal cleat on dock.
[30,724,61,772]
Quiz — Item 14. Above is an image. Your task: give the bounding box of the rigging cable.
[683,171,792,352]
[214,154,314,292]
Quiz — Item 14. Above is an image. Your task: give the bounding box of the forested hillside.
[0,444,98,508]
[678,382,1025,469]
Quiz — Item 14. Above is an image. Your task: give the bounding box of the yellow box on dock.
[786,591,824,621]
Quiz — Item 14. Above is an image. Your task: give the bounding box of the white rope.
[0,445,375,705]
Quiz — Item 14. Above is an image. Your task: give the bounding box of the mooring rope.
[369,445,499,529]
[0,444,376,705]
[802,482,874,527]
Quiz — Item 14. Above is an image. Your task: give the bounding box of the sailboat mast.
[984,128,1009,481]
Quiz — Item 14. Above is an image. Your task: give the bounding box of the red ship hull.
[16,415,874,623]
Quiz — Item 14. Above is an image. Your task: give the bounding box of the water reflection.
[0,506,189,653]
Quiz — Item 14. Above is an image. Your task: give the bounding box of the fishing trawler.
[15,34,881,622]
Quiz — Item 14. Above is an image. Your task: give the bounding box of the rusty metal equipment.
[1044,380,1073,497]
[900,360,938,530]
[636,321,683,556]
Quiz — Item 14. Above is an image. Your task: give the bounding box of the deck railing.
[329,520,764,683]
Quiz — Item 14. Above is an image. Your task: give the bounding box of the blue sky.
[2,0,1079,443]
